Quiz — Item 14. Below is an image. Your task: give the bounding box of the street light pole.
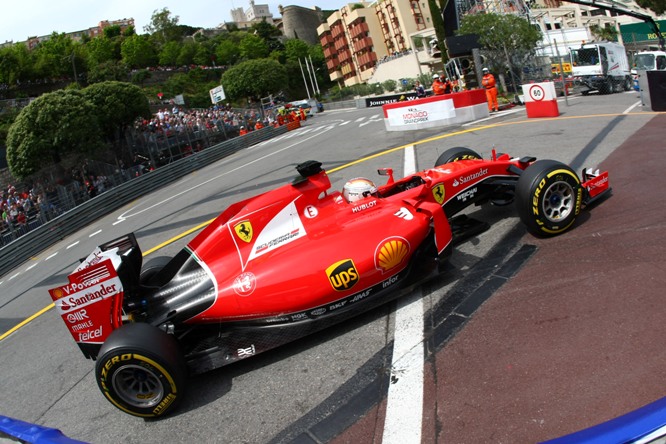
[71,53,78,84]
[502,42,518,97]
[63,53,78,84]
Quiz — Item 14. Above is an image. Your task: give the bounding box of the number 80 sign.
[522,82,557,103]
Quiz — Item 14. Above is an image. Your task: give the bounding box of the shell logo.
[375,237,410,273]
[51,288,64,299]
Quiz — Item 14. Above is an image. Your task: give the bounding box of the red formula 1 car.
[48,148,610,418]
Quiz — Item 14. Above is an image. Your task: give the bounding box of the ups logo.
[234,221,253,243]
[432,183,445,204]
[326,259,359,291]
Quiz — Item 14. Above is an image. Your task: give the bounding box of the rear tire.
[603,78,613,94]
[95,323,187,418]
[623,76,632,91]
[140,256,172,286]
[435,147,482,167]
[515,160,582,237]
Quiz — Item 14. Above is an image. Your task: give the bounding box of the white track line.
[623,100,642,114]
[382,145,424,444]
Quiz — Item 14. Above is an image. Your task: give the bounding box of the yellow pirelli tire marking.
[101,353,178,417]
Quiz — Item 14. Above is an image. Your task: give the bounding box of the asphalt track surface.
[330,113,666,442]
[0,93,663,443]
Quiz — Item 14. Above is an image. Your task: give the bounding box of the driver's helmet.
[343,177,377,203]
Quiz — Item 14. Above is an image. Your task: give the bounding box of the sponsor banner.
[386,99,456,128]
[209,85,226,104]
[366,92,418,107]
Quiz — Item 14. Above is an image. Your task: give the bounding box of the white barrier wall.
[382,89,489,132]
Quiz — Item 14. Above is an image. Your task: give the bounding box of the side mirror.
[377,168,394,185]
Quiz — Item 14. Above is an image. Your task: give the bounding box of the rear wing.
[48,234,142,359]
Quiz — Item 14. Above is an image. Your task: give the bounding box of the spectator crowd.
[1,181,56,242]
[1,101,309,246]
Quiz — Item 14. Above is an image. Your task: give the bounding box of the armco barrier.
[0,124,288,277]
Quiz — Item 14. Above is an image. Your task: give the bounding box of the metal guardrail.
[0,124,288,277]
[321,99,357,110]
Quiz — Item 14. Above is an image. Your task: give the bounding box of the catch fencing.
[445,37,581,99]
[0,124,288,277]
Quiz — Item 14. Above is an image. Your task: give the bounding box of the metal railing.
[0,124,288,277]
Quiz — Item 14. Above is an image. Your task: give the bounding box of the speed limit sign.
[529,84,545,102]
[521,81,559,117]
[522,82,557,103]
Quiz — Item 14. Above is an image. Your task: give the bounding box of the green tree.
[86,60,129,83]
[177,41,198,66]
[457,13,542,57]
[250,20,284,52]
[221,58,288,100]
[590,24,619,42]
[144,7,181,45]
[103,25,122,39]
[285,39,310,62]
[32,33,82,80]
[86,37,117,67]
[0,109,20,148]
[6,90,103,179]
[130,69,152,86]
[0,44,35,85]
[193,44,213,66]
[635,0,666,14]
[382,79,398,92]
[121,35,158,68]
[215,40,240,66]
[159,41,182,66]
[123,26,136,37]
[239,34,269,60]
[81,81,150,148]
[457,12,541,87]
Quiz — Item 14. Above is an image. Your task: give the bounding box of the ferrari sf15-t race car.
[48,147,610,418]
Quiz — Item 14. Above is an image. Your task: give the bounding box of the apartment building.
[529,0,665,49]
[318,1,435,87]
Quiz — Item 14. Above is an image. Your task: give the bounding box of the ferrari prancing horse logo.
[234,220,253,243]
[432,183,445,204]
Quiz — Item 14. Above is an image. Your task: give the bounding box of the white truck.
[570,41,632,95]
[630,50,666,90]
[632,50,666,72]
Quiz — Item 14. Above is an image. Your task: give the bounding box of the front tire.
[515,160,582,237]
[95,323,187,418]
[435,147,482,167]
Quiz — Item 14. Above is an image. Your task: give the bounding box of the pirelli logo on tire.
[326,259,359,291]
